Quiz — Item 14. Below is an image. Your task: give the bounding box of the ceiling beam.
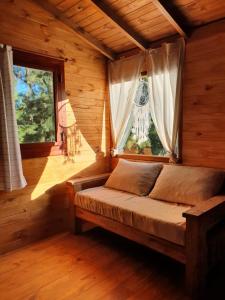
[117,34,180,60]
[151,0,188,38]
[90,0,148,51]
[32,0,115,60]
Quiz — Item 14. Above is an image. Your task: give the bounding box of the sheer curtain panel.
[0,45,27,191]
[108,53,144,155]
[146,38,185,162]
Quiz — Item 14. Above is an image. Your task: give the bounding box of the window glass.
[13,65,55,143]
[124,77,166,156]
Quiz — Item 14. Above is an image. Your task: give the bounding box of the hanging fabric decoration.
[134,79,149,107]
[58,99,81,162]
[133,78,151,144]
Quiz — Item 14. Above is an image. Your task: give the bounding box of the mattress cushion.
[75,186,191,246]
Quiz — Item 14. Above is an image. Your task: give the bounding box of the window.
[123,76,166,157]
[13,50,65,158]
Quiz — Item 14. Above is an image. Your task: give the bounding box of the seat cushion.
[75,186,191,246]
[105,159,162,196]
[149,165,225,206]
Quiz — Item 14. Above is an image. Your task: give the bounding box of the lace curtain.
[146,38,185,162]
[108,53,144,155]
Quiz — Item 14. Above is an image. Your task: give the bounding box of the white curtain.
[146,38,185,162]
[108,53,144,155]
[0,45,27,191]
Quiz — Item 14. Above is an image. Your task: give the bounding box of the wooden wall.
[182,19,225,169]
[0,0,110,254]
[1,0,225,254]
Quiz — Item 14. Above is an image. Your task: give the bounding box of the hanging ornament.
[133,79,151,144]
[134,79,149,106]
[58,99,82,162]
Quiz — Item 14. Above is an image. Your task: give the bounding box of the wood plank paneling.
[0,0,110,254]
[34,0,225,55]
[182,19,225,168]
[55,0,178,53]
[32,0,115,60]
[174,0,225,26]
[90,0,148,50]
[21,0,225,56]
[101,0,176,49]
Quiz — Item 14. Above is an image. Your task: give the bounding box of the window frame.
[13,49,65,159]
[117,153,169,163]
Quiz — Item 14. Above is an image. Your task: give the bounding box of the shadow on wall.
[0,93,111,254]
[64,77,110,159]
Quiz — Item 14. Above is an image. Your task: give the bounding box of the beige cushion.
[105,159,162,196]
[149,165,225,205]
[75,186,191,245]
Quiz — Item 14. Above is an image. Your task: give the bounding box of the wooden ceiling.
[34,0,225,59]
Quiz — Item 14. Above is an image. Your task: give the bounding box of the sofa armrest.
[183,196,225,295]
[66,173,110,232]
[67,173,111,193]
[183,195,225,229]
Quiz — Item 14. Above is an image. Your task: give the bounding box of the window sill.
[20,142,64,159]
[116,153,169,163]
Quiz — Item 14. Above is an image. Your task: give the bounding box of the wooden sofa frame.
[67,173,225,299]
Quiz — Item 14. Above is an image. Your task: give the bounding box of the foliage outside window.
[14,66,56,144]
[13,50,65,159]
[124,77,166,156]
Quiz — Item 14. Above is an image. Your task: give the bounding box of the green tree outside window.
[13,65,55,144]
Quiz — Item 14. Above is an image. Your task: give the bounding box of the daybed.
[67,159,225,299]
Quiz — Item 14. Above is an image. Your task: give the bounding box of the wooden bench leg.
[74,216,82,235]
[185,218,208,299]
[186,255,207,299]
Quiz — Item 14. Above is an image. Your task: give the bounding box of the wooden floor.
[0,229,225,300]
